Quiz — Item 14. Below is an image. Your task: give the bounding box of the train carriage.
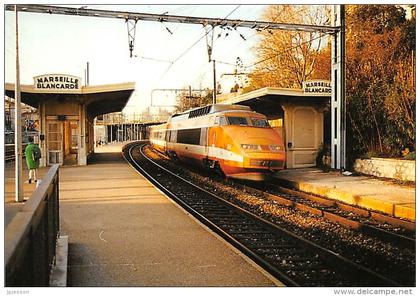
[149,123,167,154]
[149,104,286,181]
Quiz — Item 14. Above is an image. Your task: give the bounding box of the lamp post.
[15,4,23,202]
[212,60,216,104]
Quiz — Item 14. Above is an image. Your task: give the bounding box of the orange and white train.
[149,104,286,181]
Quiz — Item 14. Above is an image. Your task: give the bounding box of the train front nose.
[239,141,286,170]
[221,127,286,180]
[244,151,286,170]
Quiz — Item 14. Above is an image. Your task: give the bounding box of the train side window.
[170,130,178,143]
[177,128,201,145]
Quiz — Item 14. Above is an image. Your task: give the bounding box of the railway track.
[231,181,416,249]
[123,142,401,287]
[147,142,415,244]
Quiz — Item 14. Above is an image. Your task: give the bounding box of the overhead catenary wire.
[210,7,272,76]
[215,6,331,73]
[8,4,338,34]
[135,55,173,64]
[214,31,328,82]
[215,60,237,66]
[244,32,328,69]
[159,5,241,79]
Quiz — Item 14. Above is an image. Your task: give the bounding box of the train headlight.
[241,144,261,151]
[269,145,283,152]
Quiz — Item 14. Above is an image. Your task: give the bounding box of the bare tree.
[249,5,331,89]
[175,87,213,113]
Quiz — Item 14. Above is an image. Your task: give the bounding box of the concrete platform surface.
[275,168,415,221]
[58,142,280,287]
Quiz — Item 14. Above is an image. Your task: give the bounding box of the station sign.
[34,74,81,93]
[303,80,331,95]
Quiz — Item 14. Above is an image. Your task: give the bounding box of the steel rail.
[142,145,415,246]
[266,182,416,246]
[6,4,339,34]
[123,141,401,287]
[122,142,298,287]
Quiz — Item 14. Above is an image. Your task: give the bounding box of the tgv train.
[149,104,286,181]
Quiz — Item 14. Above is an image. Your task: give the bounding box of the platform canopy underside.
[5,82,135,118]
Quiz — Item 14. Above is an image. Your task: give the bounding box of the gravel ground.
[144,146,416,286]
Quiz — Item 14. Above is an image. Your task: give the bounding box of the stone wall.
[353,158,415,182]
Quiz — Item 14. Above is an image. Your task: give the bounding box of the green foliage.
[404,152,415,160]
[402,148,416,160]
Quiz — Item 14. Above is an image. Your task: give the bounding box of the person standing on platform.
[25,136,41,184]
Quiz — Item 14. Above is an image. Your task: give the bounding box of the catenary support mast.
[331,5,346,170]
[14,5,23,202]
[7,4,346,170]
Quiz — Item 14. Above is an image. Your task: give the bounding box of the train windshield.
[251,117,270,128]
[227,116,249,126]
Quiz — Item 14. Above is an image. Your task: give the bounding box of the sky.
[3,1,414,117]
[4,3,269,115]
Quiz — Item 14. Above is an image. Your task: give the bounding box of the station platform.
[6,143,415,286]
[52,143,281,286]
[275,168,415,222]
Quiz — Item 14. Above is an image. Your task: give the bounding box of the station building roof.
[219,87,330,119]
[5,82,135,118]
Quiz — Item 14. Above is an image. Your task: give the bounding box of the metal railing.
[5,143,29,161]
[5,164,60,287]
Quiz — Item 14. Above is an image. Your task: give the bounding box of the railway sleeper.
[132,143,403,287]
[249,244,297,250]
[360,224,415,248]
[272,183,415,232]
[246,182,415,242]
[220,225,263,231]
[250,213,401,286]
[227,230,273,235]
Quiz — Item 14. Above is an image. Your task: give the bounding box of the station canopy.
[5,76,135,118]
[222,86,331,119]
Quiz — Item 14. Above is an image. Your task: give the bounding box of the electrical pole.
[126,18,138,58]
[205,25,217,105]
[15,5,23,202]
[86,61,90,86]
[331,4,346,170]
[212,60,217,104]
